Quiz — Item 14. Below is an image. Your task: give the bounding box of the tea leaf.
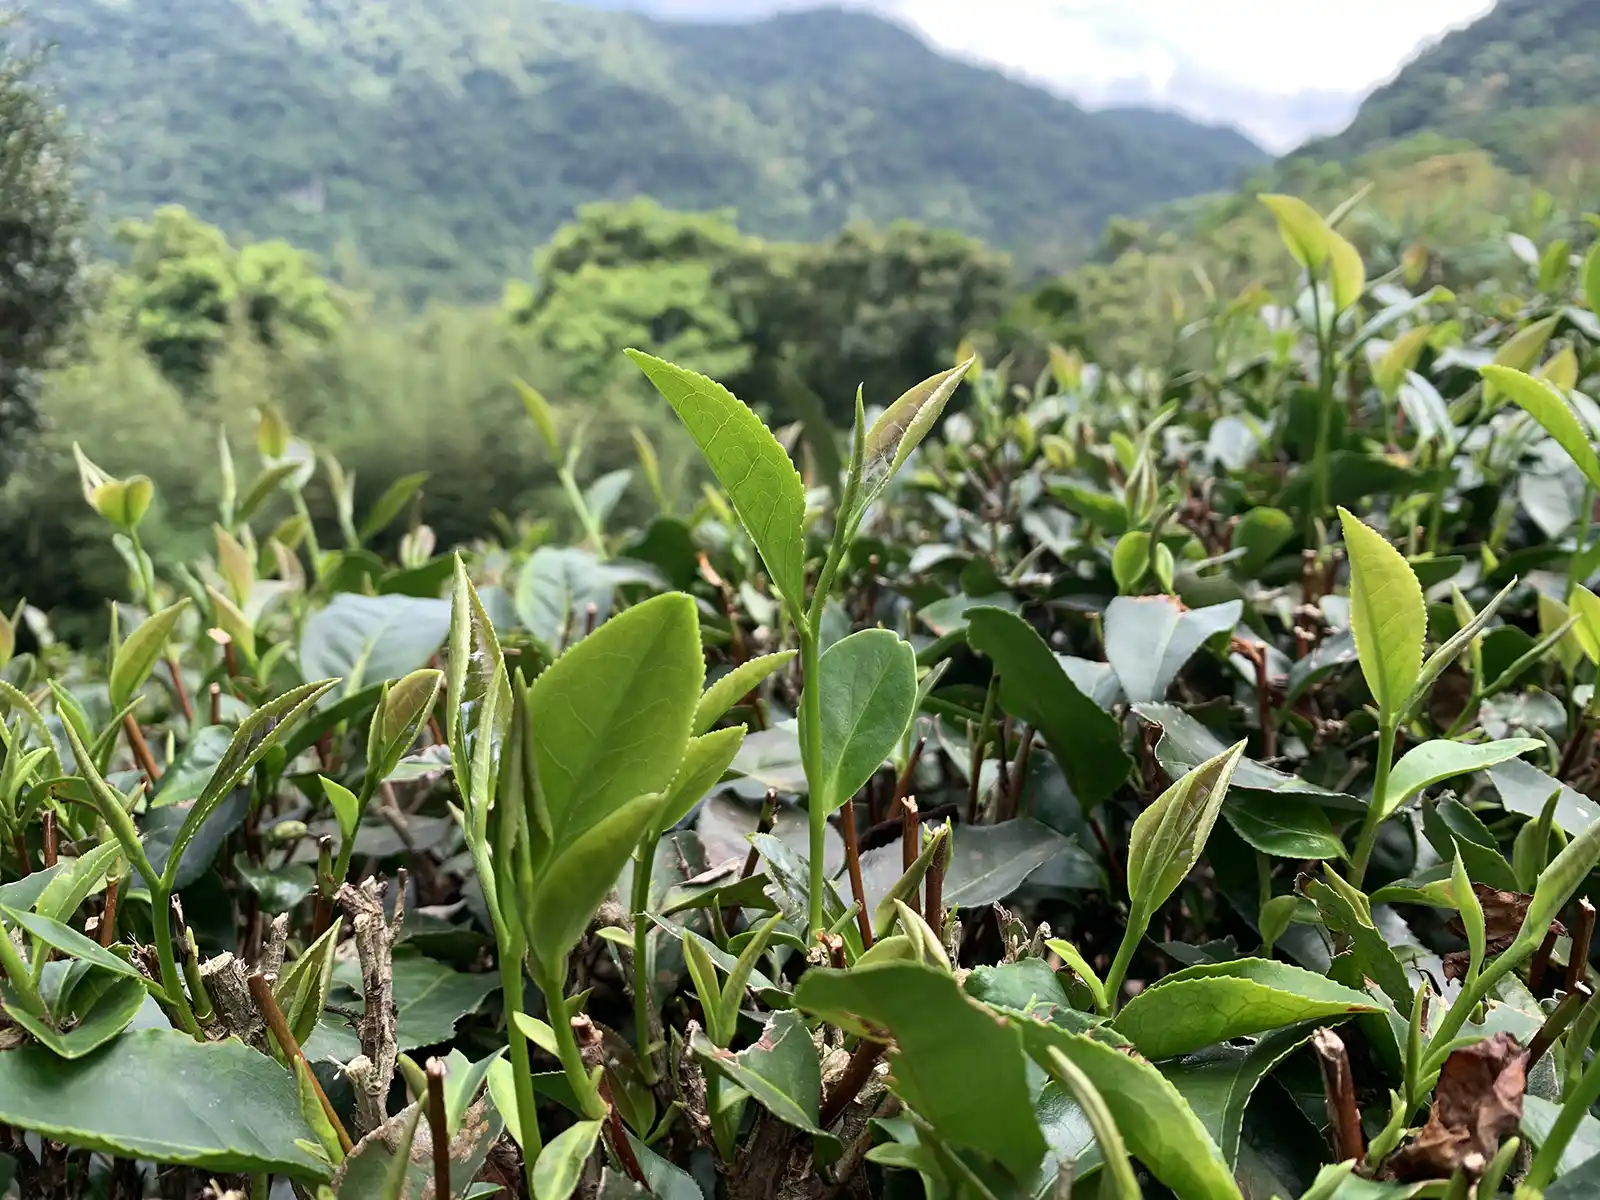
[300,593,451,689]
[1111,958,1376,1060]
[809,628,917,815]
[358,471,429,543]
[1259,194,1332,269]
[1157,1022,1320,1167]
[1329,229,1366,311]
[1013,1018,1242,1199]
[656,725,745,833]
[1039,1047,1140,1200]
[365,668,443,784]
[692,1010,828,1137]
[1516,812,1600,953]
[1126,740,1247,924]
[794,961,1046,1180]
[862,359,973,495]
[2,907,143,980]
[1378,737,1543,821]
[109,599,189,711]
[1338,507,1425,719]
[528,591,701,849]
[165,678,338,889]
[627,351,806,609]
[966,607,1132,809]
[533,1118,604,1200]
[0,1028,329,1179]
[693,650,795,735]
[1491,313,1561,376]
[515,377,562,458]
[5,974,146,1060]
[1481,364,1600,492]
[1104,595,1241,704]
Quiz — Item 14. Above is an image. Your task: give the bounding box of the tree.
[787,222,1011,419]
[0,16,88,479]
[503,198,789,397]
[113,205,340,384]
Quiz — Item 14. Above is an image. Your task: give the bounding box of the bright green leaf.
[967,607,1132,809]
[1112,958,1376,1060]
[1379,737,1543,822]
[1260,194,1332,270]
[794,961,1046,1181]
[693,650,795,736]
[626,351,806,608]
[1338,507,1425,719]
[109,600,190,711]
[1482,364,1600,493]
[808,628,917,816]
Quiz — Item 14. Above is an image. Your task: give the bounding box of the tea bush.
[9,188,1600,1200]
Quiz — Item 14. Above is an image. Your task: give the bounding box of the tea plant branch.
[426,1058,450,1200]
[630,835,663,1085]
[248,971,353,1155]
[1347,716,1397,888]
[55,707,201,1037]
[537,956,609,1122]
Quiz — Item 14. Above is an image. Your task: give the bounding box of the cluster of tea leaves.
[8,191,1600,1200]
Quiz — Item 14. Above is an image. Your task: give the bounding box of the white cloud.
[874,0,1496,148]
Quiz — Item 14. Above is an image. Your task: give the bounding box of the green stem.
[535,956,606,1121]
[1422,950,1520,1077]
[0,916,47,1020]
[1527,1040,1600,1191]
[1565,988,1600,1094]
[251,1173,269,1200]
[499,949,543,1183]
[149,883,202,1038]
[1101,907,1148,1016]
[1309,275,1334,519]
[291,489,324,581]
[1349,719,1398,890]
[559,467,607,557]
[799,627,827,937]
[631,836,660,1085]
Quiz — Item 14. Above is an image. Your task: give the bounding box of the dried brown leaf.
[1389,1032,1528,1181]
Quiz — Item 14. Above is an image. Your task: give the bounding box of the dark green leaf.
[967,607,1132,809]
[0,1028,328,1179]
[5,974,146,1059]
[299,593,450,688]
[1158,1023,1321,1166]
[1104,596,1241,704]
[793,961,1046,1180]
[1112,958,1376,1060]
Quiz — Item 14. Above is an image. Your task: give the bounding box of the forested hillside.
[1309,0,1600,174]
[27,0,1264,296]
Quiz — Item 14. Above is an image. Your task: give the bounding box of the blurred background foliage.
[4,0,1600,634]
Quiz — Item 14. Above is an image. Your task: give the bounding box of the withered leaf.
[1389,1032,1528,1181]
[1443,885,1562,982]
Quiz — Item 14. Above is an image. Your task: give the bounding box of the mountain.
[1308,0,1600,173]
[27,0,1266,297]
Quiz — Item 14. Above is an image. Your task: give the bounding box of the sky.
[597,0,1498,150]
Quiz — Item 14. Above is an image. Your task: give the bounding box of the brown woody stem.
[820,1039,886,1130]
[839,797,874,949]
[1569,900,1596,993]
[427,1058,451,1200]
[249,972,354,1154]
[122,713,162,784]
[1313,1028,1364,1164]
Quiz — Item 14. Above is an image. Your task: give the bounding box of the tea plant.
[11,187,1600,1200]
